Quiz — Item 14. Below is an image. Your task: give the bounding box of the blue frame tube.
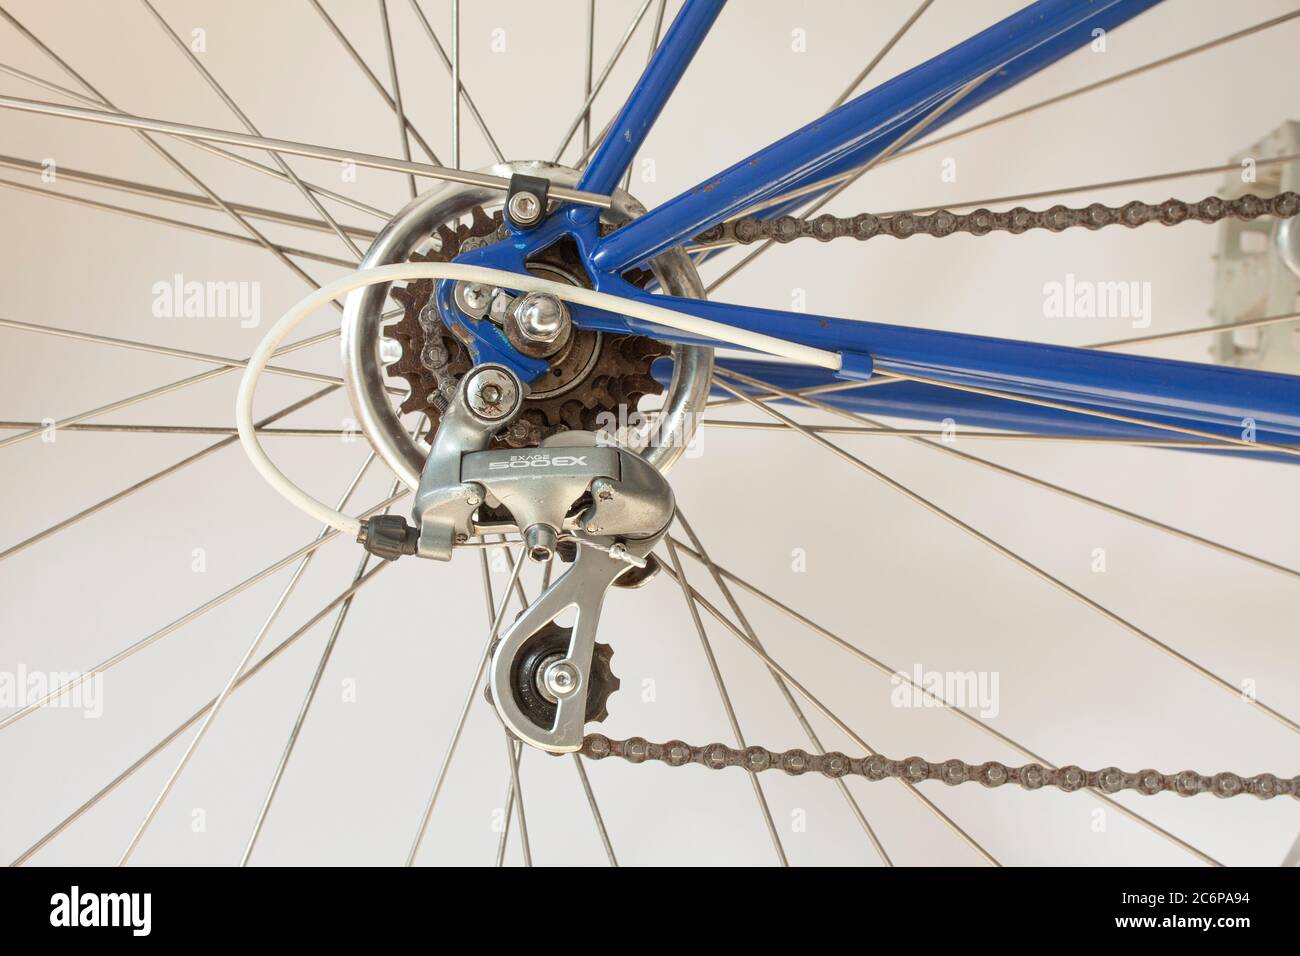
[569,291,1300,440]
[590,0,1162,272]
[578,0,727,195]
[701,359,1300,463]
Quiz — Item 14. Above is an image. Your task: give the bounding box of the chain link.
[692,191,1300,247]
[580,734,1298,799]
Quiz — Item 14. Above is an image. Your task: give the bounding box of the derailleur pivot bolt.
[524,523,558,563]
[464,366,522,421]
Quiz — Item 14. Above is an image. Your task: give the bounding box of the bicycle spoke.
[655,559,1001,866]
[713,371,1300,735]
[0,385,337,564]
[494,748,517,866]
[775,10,1300,211]
[490,535,530,609]
[0,178,356,269]
[696,0,935,284]
[575,115,614,171]
[707,9,1300,290]
[378,0,417,200]
[708,66,995,292]
[0,95,610,208]
[240,418,422,865]
[0,306,395,455]
[645,379,894,439]
[141,0,364,259]
[702,377,891,413]
[662,539,790,867]
[10,560,391,866]
[0,488,407,732]
[0,154,377,238]
[907,9,1300,164]
[479,546,532,868]
[551,0,655,164]
[405,547,526,866]
[0,423,346,437]
[451,0,461,170]
[674,509,893,866]
[0,316,364,391]
[0,61,391,222]
[879,369,1300,461]
[307,0,440,165]
[582,0,595,153]
[407,0,505,164]
[867,153,1300,221]
[0,9,340,298]
[181,140,392,220]
[828,0,935,111]
[0,319,348,457]
[0,367,215,452]
[666,539,1224,868]
[239,545,371,865]
[700,420,1293,451]
[118,470,396,865]
[572,753,617,866]
[756,385,1300,584]
[0,8,370,316]
[1091,309,1300,350]
[503,735,532,867]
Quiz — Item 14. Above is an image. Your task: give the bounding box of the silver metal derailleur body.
[357,362,674,751]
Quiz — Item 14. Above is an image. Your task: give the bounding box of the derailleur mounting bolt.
[464,366,522,421]
[524,523,558,563]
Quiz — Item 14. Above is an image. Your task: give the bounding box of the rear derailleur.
[356,363,673,752]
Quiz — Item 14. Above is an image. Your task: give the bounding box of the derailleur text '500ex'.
[357,363,673,752]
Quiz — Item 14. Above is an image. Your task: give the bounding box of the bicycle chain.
[591,192,1300,798]
[691,191,1300,246]
[579,734,1298,799]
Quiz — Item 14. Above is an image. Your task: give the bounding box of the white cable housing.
[235,262,841,534]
